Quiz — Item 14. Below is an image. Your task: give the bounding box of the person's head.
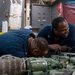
[52,17,69,38]
[29,37,49,57]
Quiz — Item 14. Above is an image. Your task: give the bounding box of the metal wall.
[31,4,51,29]
[51,1,60,22]
[0,0,25,31]
[9,0,25,29]
[0,0,10,31]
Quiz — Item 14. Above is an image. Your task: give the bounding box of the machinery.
[1,53,75,75]
[26,54,75,75]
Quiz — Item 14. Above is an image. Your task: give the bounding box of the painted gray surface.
[0,0,25,30]
[21,0,25,28]
[0,0,10,31]
[31,4,51,28]
[51,2,60,22]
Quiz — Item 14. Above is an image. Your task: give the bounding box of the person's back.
[0,29,35,57]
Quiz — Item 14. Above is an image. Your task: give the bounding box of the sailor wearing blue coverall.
[38,17,75,53]
[0,29,48,58]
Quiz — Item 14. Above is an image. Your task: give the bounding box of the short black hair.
[52,17,65,29]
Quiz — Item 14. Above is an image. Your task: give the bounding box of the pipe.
[26,0,30,26]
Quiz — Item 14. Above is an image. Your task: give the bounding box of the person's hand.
[49,44,61,52]
[61,46,70,52]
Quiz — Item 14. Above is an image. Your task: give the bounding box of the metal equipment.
[1,53,75,75]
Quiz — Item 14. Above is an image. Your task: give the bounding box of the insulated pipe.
[26,0,30,26]
[0,55,26,75]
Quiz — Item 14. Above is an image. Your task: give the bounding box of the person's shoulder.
[19,28,28,31]
[68,23,75,33]
[9,29,33,34]
[45,24,52,27]
[39,24,52,32]
[18,28,32,32]
[42,24,52,29]
[68,23,75,28]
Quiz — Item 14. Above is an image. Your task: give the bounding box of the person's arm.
[49,44,61,52]
[49,44,70,52]
[61,46,70,52]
